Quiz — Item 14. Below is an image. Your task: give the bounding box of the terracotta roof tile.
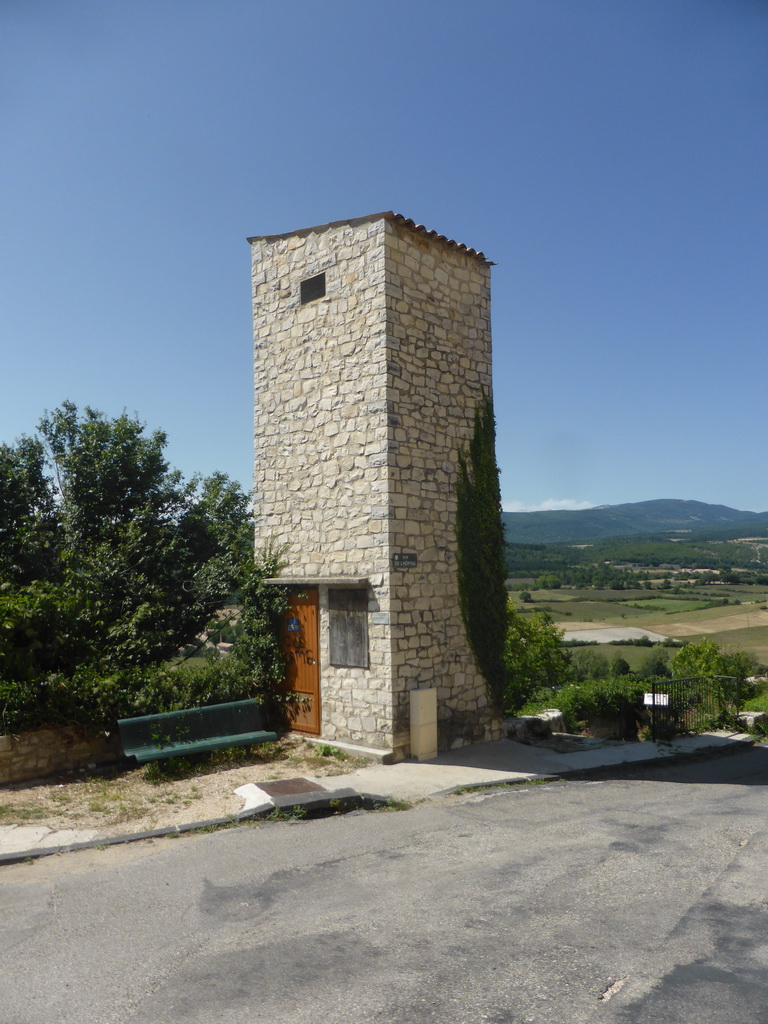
[247,212,492,264]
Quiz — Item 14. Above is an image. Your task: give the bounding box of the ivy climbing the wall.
[455,395,508,713]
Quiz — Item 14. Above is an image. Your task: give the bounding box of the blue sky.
[2,0,766,512]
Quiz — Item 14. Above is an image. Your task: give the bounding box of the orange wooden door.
[282,589,321,734]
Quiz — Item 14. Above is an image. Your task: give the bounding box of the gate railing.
[646,676,740,742]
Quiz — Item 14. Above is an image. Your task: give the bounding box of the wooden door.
[282,589,321,735]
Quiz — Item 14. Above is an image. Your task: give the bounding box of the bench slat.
[126,730,278,763]
[118,700,276,763]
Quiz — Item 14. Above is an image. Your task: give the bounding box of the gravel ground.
[0,738,369,839]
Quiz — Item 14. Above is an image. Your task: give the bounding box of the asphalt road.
[3,746,768,1024]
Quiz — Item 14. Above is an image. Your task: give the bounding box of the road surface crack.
[598,975,628,1002]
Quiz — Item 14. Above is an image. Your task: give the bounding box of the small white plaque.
[644,692,670,706]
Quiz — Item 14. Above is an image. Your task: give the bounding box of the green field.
[616,598,717,613]
[548,600,654,622]
[578,644,673,672]
[671,625,768,666]
[512,584,768,667]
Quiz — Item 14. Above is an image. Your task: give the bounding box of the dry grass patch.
[0,738,370,837]
[659,607,768,637]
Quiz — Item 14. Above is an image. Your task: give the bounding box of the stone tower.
[249,212,500,760]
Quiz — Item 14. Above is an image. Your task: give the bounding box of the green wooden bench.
[117,699,278,764]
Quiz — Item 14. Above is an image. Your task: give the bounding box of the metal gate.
[646,676,739,742]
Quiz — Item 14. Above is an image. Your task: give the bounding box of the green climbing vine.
[455,395,508,713]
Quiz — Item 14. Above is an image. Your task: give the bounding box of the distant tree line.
[506,535,768,587]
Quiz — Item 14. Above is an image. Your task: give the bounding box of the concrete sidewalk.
[0,731,756,863]
[308,730,757,801]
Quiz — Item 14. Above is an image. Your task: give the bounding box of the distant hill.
[502,499,768,545]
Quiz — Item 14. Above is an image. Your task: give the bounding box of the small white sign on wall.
[644,692,670,706]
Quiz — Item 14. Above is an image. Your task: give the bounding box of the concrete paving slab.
[659,731,752,753]
[310,732,756,801]
[307,762,545,802]
[233,783,275,815]
[0,824,97,854]
[235,778,365,815]
[429,731,752,775]
[34,828,99,847]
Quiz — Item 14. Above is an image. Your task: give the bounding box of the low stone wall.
[504,709,566,744]
[586,713,640,741]
[738,711,768,731]
[0,727,122,785]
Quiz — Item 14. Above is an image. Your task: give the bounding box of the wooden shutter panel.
[329,589,368,668]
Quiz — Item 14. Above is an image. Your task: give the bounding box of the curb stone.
[0,789,383,867]
[0,735,757,866]
[551,735,756,782]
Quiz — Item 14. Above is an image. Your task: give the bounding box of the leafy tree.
[0,580,63,682]
[570,647,610,681]
[1,403,253,679]
[722,648,761,681]
[536,573,561,590]
[456,396,508,712]
[611,656,631,677]
[672,638,725,678]
[0,546,292,736]
[672,638,759,681]
[504,607,571,712]
[638,649,672,679]
[0,437,57,584]
[230,542,291,723]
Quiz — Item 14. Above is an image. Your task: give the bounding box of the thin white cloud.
[504,499,595,513]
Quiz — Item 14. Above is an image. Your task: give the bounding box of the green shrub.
[519,677,645,734]
[503,608,571,713]
[570,647,610,681]
[739,694,768,714]
[0,655,297,736]
[1,543,290,737]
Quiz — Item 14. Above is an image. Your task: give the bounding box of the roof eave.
[247,212,494,265]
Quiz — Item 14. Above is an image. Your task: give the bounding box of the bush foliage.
[520,676,646,733]
[503,607,570,713]
[0,405,290,736]
[0,547,289,735]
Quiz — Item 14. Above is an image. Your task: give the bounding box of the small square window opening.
[300,272,326,304]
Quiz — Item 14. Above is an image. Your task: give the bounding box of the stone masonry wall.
[383,219,499,751]
[251,213,500,757]
[251,219,396,750]
[0,728,122,785]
